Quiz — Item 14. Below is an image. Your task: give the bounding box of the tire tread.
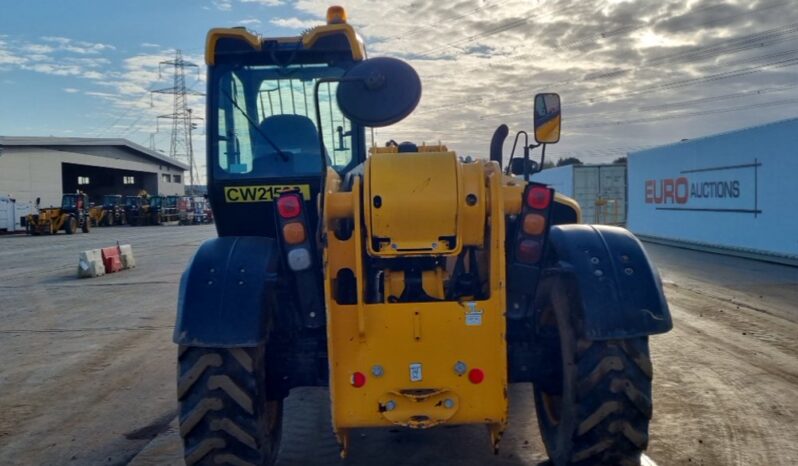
[177,345,281,466]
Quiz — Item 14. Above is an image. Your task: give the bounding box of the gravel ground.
[0,226,796,465]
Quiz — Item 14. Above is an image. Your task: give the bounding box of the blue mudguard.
[547,224,672,340]
[174,236,279,347]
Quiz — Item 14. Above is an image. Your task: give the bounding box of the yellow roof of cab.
[205,11,366,65]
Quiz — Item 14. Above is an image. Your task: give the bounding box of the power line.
[569,97,798,129]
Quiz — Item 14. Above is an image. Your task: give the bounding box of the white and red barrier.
[77,244,135,278]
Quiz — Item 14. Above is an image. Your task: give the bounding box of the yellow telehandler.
[174,7,672,465]
[27,192,91,235]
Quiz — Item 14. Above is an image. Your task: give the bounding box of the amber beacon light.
[327,6,348,24]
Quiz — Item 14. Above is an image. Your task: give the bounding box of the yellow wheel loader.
[26,193,91,235]
[174,7,672,466]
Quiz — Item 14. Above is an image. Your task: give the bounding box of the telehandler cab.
[175,7,672,466]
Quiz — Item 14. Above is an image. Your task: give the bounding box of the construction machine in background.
[174,7,672,466]
[26,192,91,235]
[148,196,165,225]
[124,194,149,226]
[164,195,181,223]
[101,194,126,226]
[192,196,212,224]
[177,196,195,225]
[88,194,126,227]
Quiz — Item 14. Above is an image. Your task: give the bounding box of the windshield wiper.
[221,89,290,162]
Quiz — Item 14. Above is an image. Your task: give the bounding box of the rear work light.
[277,193,302,218]
[526,186,552,210]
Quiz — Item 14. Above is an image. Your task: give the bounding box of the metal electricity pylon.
[151,49,203,191]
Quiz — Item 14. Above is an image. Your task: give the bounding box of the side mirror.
[509,157,539,176]
[336,57,422,127]
[534,93,561,144]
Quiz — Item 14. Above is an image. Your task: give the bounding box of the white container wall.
[628,118,798,262]
[14,202,32,231]
[0,196,13,231]
[0,195,32,232]
[532,164,627,224]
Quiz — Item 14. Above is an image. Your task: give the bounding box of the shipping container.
[628,117,798,265]
[531,164,627,224]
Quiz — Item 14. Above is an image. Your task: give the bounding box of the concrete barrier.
[101,247,123,273]
[119,244,136,269]
[77,249,105,278]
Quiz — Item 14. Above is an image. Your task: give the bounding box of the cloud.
[274,0,798,160]
[5,0,798,166]
[63,87,80,93]
[270,17,322,29]
[40,35,115,54]
[21,43,55,54]
[240,0,283,6]
[0,39,26,65]
[213,0,232,11]
[141,42,161,48]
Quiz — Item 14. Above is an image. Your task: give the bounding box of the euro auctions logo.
[642,160,761,215]
[644,177,740,204]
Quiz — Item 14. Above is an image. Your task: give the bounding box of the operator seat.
[253,114,327,175]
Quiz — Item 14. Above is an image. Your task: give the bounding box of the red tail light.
[351,371,367,388]
[277,193,302,218]
[526,186,551,210]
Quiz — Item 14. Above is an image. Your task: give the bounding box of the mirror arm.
[506,130,529,175]
[524,143,543,181]
[538,143,547,174]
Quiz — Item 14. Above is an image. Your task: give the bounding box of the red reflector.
[518,239,542,263]
[277,194,302,218]
[351,371,366,388]
[468,368,485,384]
[526,186,551,210]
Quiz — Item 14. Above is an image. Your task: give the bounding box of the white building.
[0,136,187,208]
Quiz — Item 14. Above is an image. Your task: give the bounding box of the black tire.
[65,216,77,235]
[82,218,91,233]
[177,345,283,466]
[534,279,653,466]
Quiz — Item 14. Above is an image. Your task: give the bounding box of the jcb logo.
[224,184,311,203]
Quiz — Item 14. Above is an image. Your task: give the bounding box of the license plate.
[223,184,311,203]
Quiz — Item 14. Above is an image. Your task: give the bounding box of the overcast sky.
[1,0,797,175]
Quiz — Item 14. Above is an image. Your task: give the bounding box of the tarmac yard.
[0,226,797,466]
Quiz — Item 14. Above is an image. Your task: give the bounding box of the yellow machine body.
[27,208,67,234]
[89,206,105,226]
[323,152,519,447]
